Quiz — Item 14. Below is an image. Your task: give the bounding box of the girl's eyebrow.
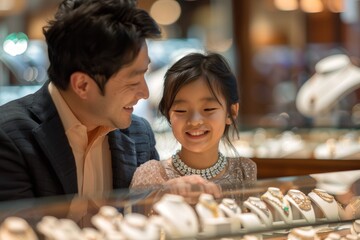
[173,97,218,105]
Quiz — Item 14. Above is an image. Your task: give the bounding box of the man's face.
[87,43,150,129]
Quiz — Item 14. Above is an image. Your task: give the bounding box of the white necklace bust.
[296,54,360,117]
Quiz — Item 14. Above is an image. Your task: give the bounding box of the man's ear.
[226,103,239,125]
[69,72,91,99]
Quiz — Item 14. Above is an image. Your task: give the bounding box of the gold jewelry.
[248,199,271,217]
[287,190,312,211]
[311,189,334,203]
[199,198,219,218]
[348,197,360,218]
[261,190,290,216]
[269,188,284,201]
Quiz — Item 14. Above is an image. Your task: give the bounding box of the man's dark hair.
[43,0,161,93]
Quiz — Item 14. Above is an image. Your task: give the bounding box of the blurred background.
[2,0,360,164]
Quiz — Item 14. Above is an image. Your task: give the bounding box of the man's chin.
[118,119,132,130]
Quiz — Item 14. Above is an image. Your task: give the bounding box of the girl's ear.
[226,103,239,125]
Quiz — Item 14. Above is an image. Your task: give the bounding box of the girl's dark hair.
[159,52,240,151]
[43,0,161,94]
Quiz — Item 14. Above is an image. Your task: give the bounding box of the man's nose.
[138,79,150,100]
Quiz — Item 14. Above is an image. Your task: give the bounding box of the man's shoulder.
[123,114,153,134]
[0,94,35,124]
[130,114,150,125]
[0,84,53,131]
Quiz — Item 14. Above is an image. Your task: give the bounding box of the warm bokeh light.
[300,0,324,13]
[207,38,233,53]
[0,0,14,11]
[150,0,181,26]
[274,0,298,11]
[250,18,276,47]
[326,0,344,13]
[0,0,25,15]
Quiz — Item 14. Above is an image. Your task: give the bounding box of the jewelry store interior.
[1,0,360,239]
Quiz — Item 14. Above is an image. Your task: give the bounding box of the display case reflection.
[0,170,359,239]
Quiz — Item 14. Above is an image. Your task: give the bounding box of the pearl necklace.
[171,151,227,180]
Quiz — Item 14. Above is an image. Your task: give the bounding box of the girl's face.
[169,77,232,154]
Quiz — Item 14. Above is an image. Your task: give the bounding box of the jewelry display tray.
[1,170,360,240]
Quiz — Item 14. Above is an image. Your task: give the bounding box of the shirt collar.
[48,82,114,136]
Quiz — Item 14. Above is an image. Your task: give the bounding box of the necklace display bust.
[261,187,293,225]
[285,189,316,224]
[308,188,340,221]
[243,196,273,227]
[296,54,360,117]
[153,194,199,238]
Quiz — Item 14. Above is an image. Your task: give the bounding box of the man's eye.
[174,110,186,113]
[204,108,217,111]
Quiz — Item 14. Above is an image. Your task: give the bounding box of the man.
[0,0,161,201]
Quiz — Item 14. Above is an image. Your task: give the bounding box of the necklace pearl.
[171,151,227,180]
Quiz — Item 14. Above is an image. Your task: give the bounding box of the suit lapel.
[30,82,78,194]
[33,118,78,194]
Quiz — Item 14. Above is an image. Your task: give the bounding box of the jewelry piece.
[172,150,227,180]
[248,198,271,217]
[308,189,340,221]
[262,188,290,216]
[219,198,241,216]
[261,195,290,216]
[347,197,360,219]
[268,188,284,201]
[311,189,334,203]
[199,198,220,218]
[287,190,312,211]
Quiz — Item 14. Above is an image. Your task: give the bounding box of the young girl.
[130,52,257,190]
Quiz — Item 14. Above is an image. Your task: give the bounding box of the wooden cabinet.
[253,158,360,179]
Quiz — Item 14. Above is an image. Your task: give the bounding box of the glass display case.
[0,169,360,239]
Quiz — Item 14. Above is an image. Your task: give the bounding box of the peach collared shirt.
[48,82,113,197]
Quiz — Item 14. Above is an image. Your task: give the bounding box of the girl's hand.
[162,175,222,204]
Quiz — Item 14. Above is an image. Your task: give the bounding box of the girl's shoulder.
[131,160,169,188]
[137,159,163,171]
[227,156,257,167]
[226,156,257,181]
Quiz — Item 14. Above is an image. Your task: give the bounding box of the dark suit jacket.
[0,82,159,201]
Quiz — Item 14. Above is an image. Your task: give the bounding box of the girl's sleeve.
[130,160,169,188]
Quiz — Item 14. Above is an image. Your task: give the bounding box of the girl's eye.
[174,110,186,113]
[204,108,217,111]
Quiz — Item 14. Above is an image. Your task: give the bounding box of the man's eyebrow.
[133,59,151,74]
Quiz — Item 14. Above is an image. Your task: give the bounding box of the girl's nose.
[187,112,204,126]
